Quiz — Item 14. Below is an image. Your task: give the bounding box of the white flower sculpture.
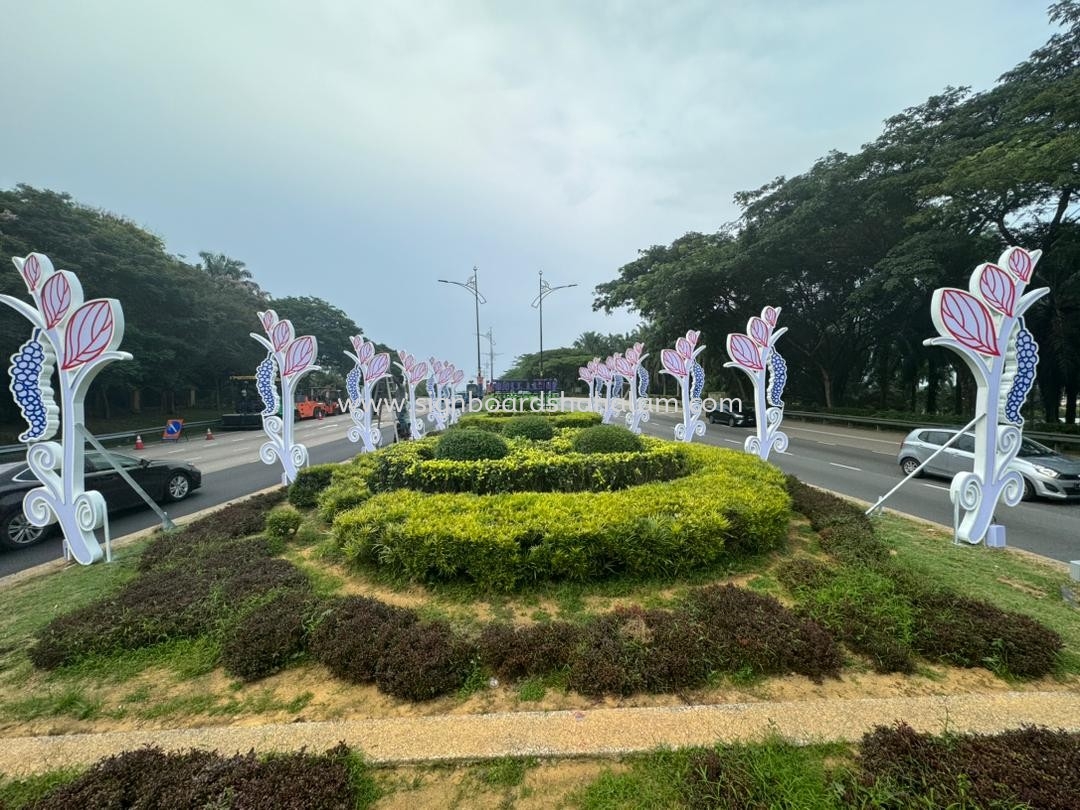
[344,336,391,452]
[395,351,428,440]
[615,343,650,434]
[725,306,789,461]
[1,253,132,564]
[660,330,707,442]
[251,310,320,484]
[925,246,1048,545]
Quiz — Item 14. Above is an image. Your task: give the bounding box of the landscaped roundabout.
[1,413,1078,807]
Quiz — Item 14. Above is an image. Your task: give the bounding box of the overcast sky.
[1,1,1056,380]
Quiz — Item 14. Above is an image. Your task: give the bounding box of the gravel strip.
[3,691,1079,776]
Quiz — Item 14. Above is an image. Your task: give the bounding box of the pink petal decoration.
[614,357,634,377]
[675,337,692,358]
[260,311,277,332]
[726,333,764,371]
[283,336,317,377]
[939,290,1000,356]
[358,342,374,364]
[594,364,613,381]
[661,349,687,378]
[977,264,1015,316]
[624,347,639,364]
[1007,248,1033,282]
[588,360,600,372]
[579,366,593,381]
[271,320,293,352]
[61,300,115,370]
[365,353,390,381]
[685,330,700,347]
[41,272,72,329]
[748,317,771,347]
[21,255,42,291]
[452,370,465,385]
[398,350,413,366]
[762,306,778,327]
[409,362,429,385]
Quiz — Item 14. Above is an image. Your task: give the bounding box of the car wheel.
[900,457,923,478]
[165,472,192,502]
[1021,477,1035,502]
[0,511,48,549]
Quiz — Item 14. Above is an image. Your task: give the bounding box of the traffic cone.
[134,434,145,450]
[205,427,215,440]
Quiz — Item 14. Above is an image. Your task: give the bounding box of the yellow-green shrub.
[456,411,601,431]
[370,434,690,495]
[333,444,790,590]
[317,454,379,521]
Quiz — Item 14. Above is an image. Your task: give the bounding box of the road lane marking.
[786,426,899,445]
[723,439,741,445]
[829,462,862,471]
[923,483,950,492]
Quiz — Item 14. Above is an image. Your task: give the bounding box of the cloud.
[0,0,1055,373]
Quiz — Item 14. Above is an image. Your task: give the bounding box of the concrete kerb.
[2,691,1079,776]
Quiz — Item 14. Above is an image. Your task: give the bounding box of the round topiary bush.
[501,415,555,441]
[571,424,643,454]
[435,428,509,461]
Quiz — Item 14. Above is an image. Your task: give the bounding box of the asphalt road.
[640,411,1080,564]
[4,407,1078,578]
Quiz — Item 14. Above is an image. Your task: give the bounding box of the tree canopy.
[594,2,1080,422]
[0,185,381,421]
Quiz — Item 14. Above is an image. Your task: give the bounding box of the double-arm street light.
[530,270,577,378]
[438,267,487,387]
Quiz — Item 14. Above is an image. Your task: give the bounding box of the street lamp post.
[530,270,577,379]
[438,267,487,388]
[477,327,500,385]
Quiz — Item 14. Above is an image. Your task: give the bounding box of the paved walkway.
[5,691,1079,776]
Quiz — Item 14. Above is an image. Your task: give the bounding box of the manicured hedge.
[335,444,790,590]
[501,415,555,440]
[368,434,691,495]
[288,463,337,508]
[571,424,643,454]
[316,454,379,520]
[434,428,509,460]
[456,411,601,431]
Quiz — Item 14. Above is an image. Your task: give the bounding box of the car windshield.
[1017,438,1055,458]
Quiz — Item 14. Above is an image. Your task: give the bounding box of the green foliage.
[434,428,510,461]
[683,738,840,810]
[28,491,311,671]
[501,415,556,440]
[289,464,337,509]
[335,444,789,590]
[264,505,303,540]
[572,424,643,454]
[370,434,690,495]
[783,476,1064,677]
[457,411,601,430]
[317,454,379,520]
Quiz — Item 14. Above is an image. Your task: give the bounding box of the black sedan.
[708,405,756,427]
[0,451,202,550]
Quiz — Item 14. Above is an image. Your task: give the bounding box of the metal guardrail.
[0,418,223,460]
[785,410,1080,449]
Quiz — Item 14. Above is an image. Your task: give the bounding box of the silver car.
[897,428,1080,501]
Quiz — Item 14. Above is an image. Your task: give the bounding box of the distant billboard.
[492,378,558,393]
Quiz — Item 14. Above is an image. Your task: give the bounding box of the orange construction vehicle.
[293,388,343,420]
